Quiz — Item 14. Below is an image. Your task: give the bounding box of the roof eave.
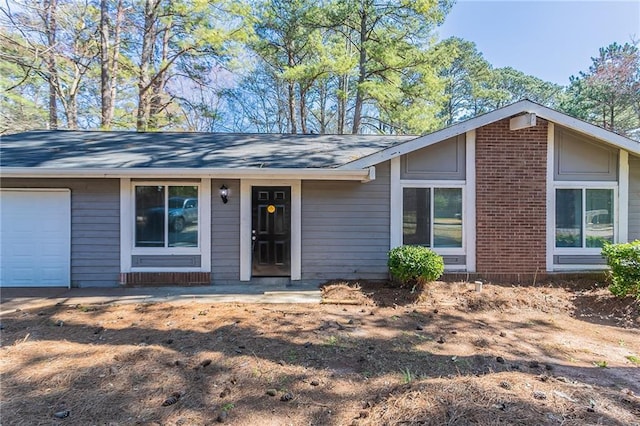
[339,100,640,169]
[0,166,376,182]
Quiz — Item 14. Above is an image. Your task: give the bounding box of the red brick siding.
[475,117,548,274]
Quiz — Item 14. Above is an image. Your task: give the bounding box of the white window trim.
[618,149,629,243]
[548,123,623,271]
[391,131,475,272]
[120,178,211,272]
[546,123,555,271]
[552,182,618,257]
[399,182,467,258]
[239,179,301,281]
[465,130,476,272]
[390,157,402,249]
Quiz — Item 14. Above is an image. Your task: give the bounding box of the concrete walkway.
[0,283,322,314]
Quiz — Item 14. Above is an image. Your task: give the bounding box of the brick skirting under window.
[119,272,211,287]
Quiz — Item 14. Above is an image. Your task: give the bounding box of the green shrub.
[601,240,640,299]
[387,245,444,287]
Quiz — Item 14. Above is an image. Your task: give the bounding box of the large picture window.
[403,187,462,248]
[135,185,199,248]
[555,188,614,248]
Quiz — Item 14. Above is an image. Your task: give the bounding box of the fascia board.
[340,100,640,169]
[530,104,640,155]
[0,166,375,182]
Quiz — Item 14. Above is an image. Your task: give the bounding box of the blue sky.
[438,0,640,85]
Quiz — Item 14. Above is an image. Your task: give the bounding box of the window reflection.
[434,188,462,247]
[403,188,430,246]
[586,189,613,248]
[168,186,198,248]
[403,187,462,248]
[556,189,582,247]
[555,188,614,248]
[135,186,165,247]
[135,185,198,248]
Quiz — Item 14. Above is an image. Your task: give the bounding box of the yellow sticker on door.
[267,204,276,214]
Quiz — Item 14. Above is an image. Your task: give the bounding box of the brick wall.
[475,117,548,274]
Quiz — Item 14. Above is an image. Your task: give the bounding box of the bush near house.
[388,245,444,287]
[602,240,640,299]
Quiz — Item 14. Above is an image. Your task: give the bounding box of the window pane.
[136,186,165,247]
[434,188,462,248]
[403,188,430,246]
[556,189,582,247]
[168,186,198,248]
[586,189,613,248]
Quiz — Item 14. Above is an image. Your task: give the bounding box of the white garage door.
[1,189,71,287]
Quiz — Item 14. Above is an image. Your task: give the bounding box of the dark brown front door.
[252,187,291,276]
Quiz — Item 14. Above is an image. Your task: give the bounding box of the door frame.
[240,179,301,281]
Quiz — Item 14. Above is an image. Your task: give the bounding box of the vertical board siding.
[301,161,390,280]
[211,179,240,281]
[629,155,640,241]
[1,178,120,287]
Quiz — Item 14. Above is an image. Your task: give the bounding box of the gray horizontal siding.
[1,178,120,287]
[630,154,640,241]
[301,161,391,281]
[211,179,240,281]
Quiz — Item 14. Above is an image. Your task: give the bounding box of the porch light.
[219,185,229,204]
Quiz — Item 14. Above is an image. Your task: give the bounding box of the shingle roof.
[0,130,415,169]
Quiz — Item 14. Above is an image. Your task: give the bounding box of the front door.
[252,187,291,276]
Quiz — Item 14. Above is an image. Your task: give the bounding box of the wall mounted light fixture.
[219,185,229,204]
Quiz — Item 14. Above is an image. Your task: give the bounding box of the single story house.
[1,100,639,288]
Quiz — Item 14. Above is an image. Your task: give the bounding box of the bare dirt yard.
[1,281,639,426]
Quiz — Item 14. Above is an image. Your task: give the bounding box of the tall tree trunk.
[68,92,78,129]
[100,0,111,128]
[609,103,615,131]
[287,50,297,134]
[351,6,367,134]
[319,80,327,134]
[149,23,170,129]
[44,0,58,129]
[337,29,350,135]
[137,0,158,131]
[337,74,347,134]
[299,85,308,134]
[107,0,123,127]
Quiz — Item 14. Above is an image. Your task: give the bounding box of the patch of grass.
[324,335,339,346]
[625,355,640,365]
[221,403,234,412]
[400,367,413,384]
[286,349,298,362]
[593,360,608,368]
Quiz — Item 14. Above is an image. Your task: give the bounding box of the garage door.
[1,189,71,287]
